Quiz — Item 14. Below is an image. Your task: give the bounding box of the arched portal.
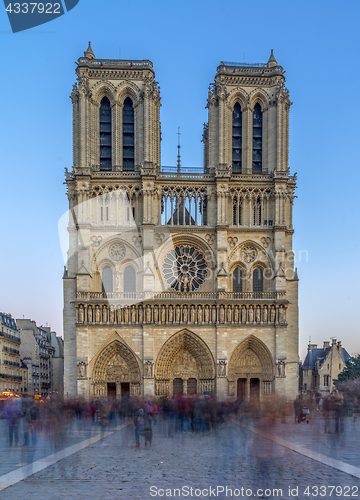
[92,339,141,398]
[228,335,274,402]
[154,330,216,396]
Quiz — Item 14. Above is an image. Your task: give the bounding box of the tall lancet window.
[252,103,263,174]
[232,102,242,173]
[102,266,113,294]
[123,97,135,171]
[100,97,112,171]
[253,268,263,293]
[233,268,243,293]
[124,266,136,292]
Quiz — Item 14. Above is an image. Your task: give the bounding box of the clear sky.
[1,0,359,360]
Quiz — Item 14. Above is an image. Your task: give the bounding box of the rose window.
[163,246,207,292]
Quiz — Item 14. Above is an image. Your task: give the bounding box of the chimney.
[332,338,337,346]
[308,343,317,350]
[337,341,342,349]
[323,341,330,348]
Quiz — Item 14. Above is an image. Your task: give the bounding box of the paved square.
[0,416,359,499]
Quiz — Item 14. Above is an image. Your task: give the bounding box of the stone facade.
[0,313,22,394]
[16,319,56,397]
[63,44,299,401]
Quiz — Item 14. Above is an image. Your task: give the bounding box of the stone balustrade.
[76,291,286,301]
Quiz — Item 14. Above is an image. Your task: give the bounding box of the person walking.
[2,397,22,447]
[133,408,152,448]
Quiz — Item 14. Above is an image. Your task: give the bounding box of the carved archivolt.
[228,335,274,381]
[92,339,141,384]
[155,330,216,381]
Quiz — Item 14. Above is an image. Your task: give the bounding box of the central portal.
[154,330,216,397]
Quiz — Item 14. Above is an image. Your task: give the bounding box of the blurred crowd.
[1,390,359,450]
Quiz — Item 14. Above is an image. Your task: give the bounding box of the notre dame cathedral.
[63,43,299,401]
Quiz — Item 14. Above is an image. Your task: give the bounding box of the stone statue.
[175,305,181,323]
[146,305,152,323]
[153,306,159,323]
[219,306,225,323]
[241,306,247,323]
[183,307,188,323]
[234,306,239,323]
[124,307,129,324]
[204,306,210,323]
[87,306,93,323]
[218,360,226,377]
[116,307,122,324]
[277,360,285,377]
[270,307,276,323]
[168,306,173,323]
[190,306,195,324]
[248,307,253,323]
[78,363,85,378]
[161,306,166,324]
[109,307,115,323]
[255,306,261,323]
[78,306,84,323]
[198,306,203,324]
[144,360,153,378]
[212,306,217,324]
[131,307,136,324]
[227,307,232,323]
[263,307,268,323]
[138,306,143,324]
[279,306,284,324]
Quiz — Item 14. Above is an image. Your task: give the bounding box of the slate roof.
[302,345,351,370]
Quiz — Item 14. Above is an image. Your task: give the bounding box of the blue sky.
[0,0,359,359]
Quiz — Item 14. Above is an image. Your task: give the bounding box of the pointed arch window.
[252,103,262,174]
[102,266,113,294]
[233,199,242,226]
[123,97,134,171]
[253,268,263,293]
[100,97,112,171]
[233,268,243,293]
[253,196,261,226]
[124,266,136,292]
[232,102,242,174]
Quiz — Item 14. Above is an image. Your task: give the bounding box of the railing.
[220,61,268,68]
[0,373,22,380]
[2,347,20,355]
[77,291,286,301]
[78,58,153,69]
[159,172,213,180]
[3,360,20,367]
[160,166,204,173]
[0,331,20,343]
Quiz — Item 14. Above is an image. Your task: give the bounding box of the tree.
[335,355,360,382]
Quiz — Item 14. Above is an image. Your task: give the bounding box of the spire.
[267,49,277,68]
[84,42,95,60]
[177,127,181,174]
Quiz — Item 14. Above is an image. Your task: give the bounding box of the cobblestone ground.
[0,419,359,500]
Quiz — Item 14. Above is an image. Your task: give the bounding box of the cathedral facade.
[63,44,299,401]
